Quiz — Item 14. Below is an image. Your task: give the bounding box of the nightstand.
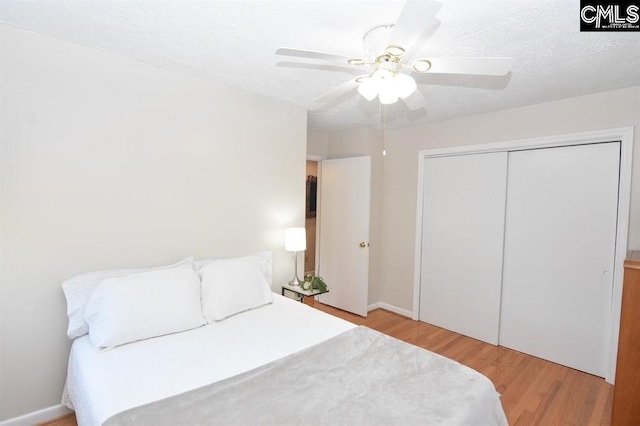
[281,283,329,303]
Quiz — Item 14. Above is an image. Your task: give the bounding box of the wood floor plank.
[501,356,547,421]
[590,382,613,425]
[529,379,564,425]
[601,387,614,426]
[36,413,76,426]
[515,362,568,424]
[573,376,601,425]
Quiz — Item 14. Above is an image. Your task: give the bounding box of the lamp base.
[289,250,303,286]
[288,277,303,287]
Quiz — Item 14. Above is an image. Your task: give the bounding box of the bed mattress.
[63,294,355,425]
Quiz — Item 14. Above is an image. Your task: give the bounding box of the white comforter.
[63,294,355,426]
[104,326,508,426]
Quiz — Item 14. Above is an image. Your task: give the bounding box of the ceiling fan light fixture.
[363,25,395,61]
[372,68,394,80]
[357,77,379,101]
[385,45,406,58]
[347,58,366,66]
[395,73,417,99]
[379,91,399,105]
[412,58,432,73]
[378,79,399,105]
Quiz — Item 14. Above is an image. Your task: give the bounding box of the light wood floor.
[43,302,613,426]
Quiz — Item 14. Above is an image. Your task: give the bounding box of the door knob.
[359,242,368,248]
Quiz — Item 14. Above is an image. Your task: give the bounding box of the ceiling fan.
[276,0,513,112]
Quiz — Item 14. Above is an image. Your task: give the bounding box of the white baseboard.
[367,302,382,311]
[368,302,413,318]
[0,404,72,426]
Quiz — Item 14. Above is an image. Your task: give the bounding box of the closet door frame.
[412,127,634,384]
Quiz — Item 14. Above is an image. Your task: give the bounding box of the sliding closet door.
[419,152,507,344]
[500,142,620,377]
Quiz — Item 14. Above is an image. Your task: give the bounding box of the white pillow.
[200,256,273,322]
[195,251,273,286]
[62,257,194,339]
[84,268,205,351]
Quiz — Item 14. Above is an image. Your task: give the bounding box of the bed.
[61,254,507,425]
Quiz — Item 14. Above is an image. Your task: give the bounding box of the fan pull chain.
[378,101,387,157]
[383,104,387,157]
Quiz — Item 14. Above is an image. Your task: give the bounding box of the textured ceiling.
[1,0,639,132]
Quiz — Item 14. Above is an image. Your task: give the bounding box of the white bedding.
[63,294,355,426]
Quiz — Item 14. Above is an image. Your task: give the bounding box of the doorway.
[317,156,371,317]
[305,160,318,275]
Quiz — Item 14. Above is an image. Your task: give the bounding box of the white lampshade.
[285,227,306,252]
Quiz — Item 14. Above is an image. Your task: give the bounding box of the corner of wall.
[307,129,329,158]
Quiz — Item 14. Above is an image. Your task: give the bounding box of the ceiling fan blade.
[276,61,362,75]
[420,57,514,76]
[276,48,359,65]
[402,90,427,111]
[388,0,442,52]
[309,79,360,112]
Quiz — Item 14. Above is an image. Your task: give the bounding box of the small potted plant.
[303,273,328,292]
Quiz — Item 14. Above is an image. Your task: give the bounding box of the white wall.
[307,129,328,158]
[0,25,307,420]
[380,86,640,312]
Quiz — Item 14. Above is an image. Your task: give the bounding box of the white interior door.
[318,156,371,317]
[419,152,508,344]
[499,142,620,377]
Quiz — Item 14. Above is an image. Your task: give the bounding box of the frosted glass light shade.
[395,74,417,99]
[378,79,399,105]
[285,227,306,252]
[357,77,379,101]
[356,71,417,105]
[379,90,398,105]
